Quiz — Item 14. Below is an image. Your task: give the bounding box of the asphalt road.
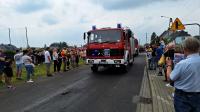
[0,54,146,112]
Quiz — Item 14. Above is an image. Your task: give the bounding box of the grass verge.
[0,59,86,88]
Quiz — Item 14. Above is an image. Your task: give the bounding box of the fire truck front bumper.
[86,59,127,65]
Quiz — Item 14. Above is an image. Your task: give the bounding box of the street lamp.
[161,16,173,30]
[161,16,173,42]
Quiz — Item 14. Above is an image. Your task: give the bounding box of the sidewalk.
[136,66,175,112]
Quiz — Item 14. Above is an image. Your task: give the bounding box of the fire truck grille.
[87,49,124,57]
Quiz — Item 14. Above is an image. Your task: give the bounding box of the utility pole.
[8,28,11,45]
[25,27,29,48]
[146,33,147,44]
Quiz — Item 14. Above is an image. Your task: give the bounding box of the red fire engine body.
[84,25,135,72]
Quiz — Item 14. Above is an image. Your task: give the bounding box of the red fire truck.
[83,24,135,72]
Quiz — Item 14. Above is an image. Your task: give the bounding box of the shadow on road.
[92,66,130,76]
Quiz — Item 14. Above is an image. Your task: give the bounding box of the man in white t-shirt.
[44,47,52,77]
[14,49,23,80]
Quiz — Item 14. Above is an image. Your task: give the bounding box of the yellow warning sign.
[170,18,185,31]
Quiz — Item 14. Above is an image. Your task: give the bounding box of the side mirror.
[87,32,91,36]
[83,33,86,40]
[127,30,132,38]
[123,32,126,40]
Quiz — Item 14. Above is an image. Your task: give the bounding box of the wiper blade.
[90,41,117,44]
[102,41,116,43]
[90,42,100,44]
[102,41,110,43]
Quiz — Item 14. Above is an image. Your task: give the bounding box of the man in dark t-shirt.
[156,45,164,76]
[150,45,157,70]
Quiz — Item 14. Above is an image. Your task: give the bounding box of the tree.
[49,42,69,49]
[150,32,159,45]
[44,44,47,49]
[151,32,157,41]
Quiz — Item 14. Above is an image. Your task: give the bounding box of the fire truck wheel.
[91,65,98,72]
[121,65,128,72]
[129,61,133,66]
[129,57,134,66]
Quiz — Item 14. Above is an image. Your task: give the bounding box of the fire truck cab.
[83,24,135,72]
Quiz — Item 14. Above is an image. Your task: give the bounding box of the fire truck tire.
[133,56,135,62]
[91,65,98,72]
[129,57,134,66]
[129,61,133,66]
[121,65,128,72]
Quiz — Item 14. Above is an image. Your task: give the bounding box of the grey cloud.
[92,0,179,10]
[15,0,51,13]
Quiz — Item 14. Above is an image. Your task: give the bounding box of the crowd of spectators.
[0,47,86,89]
[146,37,200,112]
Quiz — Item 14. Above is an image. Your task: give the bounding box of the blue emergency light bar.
[92,25,96,30]
[117,23,122,28]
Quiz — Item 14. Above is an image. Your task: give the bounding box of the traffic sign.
[170,18,185,31]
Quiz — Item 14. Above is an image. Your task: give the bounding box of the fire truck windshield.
[88,30,121,43]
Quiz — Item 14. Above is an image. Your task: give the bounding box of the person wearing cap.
[170,37,200,112]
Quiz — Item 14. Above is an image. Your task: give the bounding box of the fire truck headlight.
[88,60,94,64]
[114,60,121,64]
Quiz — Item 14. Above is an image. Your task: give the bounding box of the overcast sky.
[0,0,200,47]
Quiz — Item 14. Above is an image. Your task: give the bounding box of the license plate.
[100,60,107,64]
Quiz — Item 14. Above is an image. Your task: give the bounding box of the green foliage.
[150,32,159,45]
[50,42,69,49]
[163,37,172,45]
[150,32,157,41]
[44,44,47,49]
[3,50,16,60]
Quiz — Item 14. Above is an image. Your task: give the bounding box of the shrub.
[3,50,16,60]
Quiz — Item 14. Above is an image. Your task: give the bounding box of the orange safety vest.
[61,50,67,57]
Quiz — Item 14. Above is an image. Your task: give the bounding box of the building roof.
[159,30,191,43]
[0,44,17,51]
[159,30,174,39]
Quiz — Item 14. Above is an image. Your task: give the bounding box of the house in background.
[0,44,17,51]
[159,30,191,44]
